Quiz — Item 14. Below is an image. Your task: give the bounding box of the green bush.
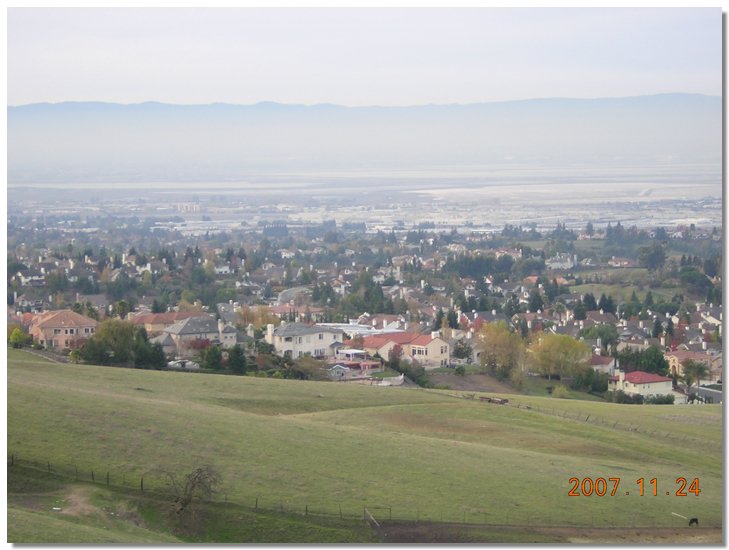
[551,385,570,399]
[644,394,675,405]
[605,390,644,404]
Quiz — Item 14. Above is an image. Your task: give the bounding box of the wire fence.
[8,453,721,530]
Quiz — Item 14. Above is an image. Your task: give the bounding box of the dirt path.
[59,486,100,516]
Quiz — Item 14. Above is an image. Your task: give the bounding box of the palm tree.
[682,359,710,391]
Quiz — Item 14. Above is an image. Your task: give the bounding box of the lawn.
[8,349,723,538]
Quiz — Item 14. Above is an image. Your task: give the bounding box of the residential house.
[358,331,450,369]
[608,370,674,398]
[664,350,723,383]
[458,310,511,333]
[29,309,99,350]
[266,322,345,359]
[163,316,238,357]
[149,333,177,357]
[590,354,617,375]
[357,313,407,332]
[130,311,205,335]
[545,253,577,270]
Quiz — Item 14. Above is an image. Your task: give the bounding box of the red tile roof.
[609,371,672,384]
[590,354,614,366]
[361,332,435,349]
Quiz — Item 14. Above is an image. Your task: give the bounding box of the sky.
[6,7,723,107]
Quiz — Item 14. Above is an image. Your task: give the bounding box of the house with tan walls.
[359,331,450,369]
[29,309,99,350]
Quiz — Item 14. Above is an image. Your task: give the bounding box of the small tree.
[9,327,28,348]
[452,339,473,360]
[227,344,247,375]
[388,344,403,370]
[168,465,221,522]
[203,345,223,370]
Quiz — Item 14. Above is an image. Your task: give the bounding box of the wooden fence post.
[91,471,94,482]
[141,477,144,492]
[47,461,51,472]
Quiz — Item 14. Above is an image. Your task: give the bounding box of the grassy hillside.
[8,349,722,541]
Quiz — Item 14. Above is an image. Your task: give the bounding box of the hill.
[8,349,723,542]
[8,94,721,183]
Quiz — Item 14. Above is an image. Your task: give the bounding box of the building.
[664,350,722,384]
[129,311,206,335]
[327,364,351,380]
[265,322,345,359]
[29,309,99,350]
[608,370,673,399]
[359,331,450,369]
[163,316,238,357]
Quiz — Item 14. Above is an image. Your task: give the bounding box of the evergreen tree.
[228,344,247,375]
[204,346,223,370]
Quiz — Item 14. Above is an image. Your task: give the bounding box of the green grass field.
[8,348,723,541]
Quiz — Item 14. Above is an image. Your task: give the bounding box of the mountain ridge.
[8,93,721,184]
[7,92,720,111]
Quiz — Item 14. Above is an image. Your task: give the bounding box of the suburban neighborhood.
[8,207,722,405]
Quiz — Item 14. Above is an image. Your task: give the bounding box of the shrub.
[645,394,675,405]
[605,390,644,404]
[551,385,571,399]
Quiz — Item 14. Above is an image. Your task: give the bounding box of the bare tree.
[168,465,221,518]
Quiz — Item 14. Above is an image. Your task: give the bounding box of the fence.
[8,453,721,530]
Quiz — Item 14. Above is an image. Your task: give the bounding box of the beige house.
[664,350,722,383]
[265,322,344,359]
[29,309,99,350]
[608,370,673,398]
[359,332,450,369]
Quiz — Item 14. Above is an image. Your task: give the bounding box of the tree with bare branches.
[168,465,221,519]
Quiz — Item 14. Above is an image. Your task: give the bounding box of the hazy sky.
[7,7,722,106]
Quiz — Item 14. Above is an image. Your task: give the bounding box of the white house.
[266,322,345,359]
[608,370,673,399]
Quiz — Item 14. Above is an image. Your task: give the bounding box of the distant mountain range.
[7,94,721,184]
